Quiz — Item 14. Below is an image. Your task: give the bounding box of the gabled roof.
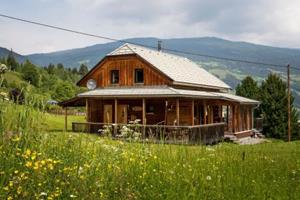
[108,43,231,90]
[76,86,258,104]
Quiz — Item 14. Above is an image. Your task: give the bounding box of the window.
[135,69,144,83]
[110,70,119,84]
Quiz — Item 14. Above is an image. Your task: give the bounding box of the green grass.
[0,101,300,199]
[3,71,29,86]
[44,113,85,131]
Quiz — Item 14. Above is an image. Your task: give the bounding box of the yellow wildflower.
[25,161,32,168]
[25,149,31,156]
[17,186,22,194]
[9,181,13,187]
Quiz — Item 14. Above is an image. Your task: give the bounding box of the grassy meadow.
[0,99,299,199]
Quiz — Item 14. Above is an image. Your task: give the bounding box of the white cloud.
[0,0,300,54]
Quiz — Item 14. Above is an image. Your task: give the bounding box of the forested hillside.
[1,37,300,107]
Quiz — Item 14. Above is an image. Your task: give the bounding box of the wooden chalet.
[60,43,259,143]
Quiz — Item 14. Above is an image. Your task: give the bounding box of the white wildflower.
[206,175,212,181]
[40,192,47,196]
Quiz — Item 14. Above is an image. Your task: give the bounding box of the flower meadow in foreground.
[0,130,299,200]
[0,100,299,200]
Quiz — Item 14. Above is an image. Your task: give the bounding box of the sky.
[0,0,300,54]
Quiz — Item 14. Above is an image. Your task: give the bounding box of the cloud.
[0,0,300,54]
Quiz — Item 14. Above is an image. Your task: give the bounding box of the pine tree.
[6,49,18,71]
[236,76,261,117]
[72,68,78,74]
[79,64,89,76]
[260,73,299,140]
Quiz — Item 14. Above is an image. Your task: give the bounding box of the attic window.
[134,69,144,84]
[111,70,119,84]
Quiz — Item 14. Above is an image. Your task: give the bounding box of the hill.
[1,37,300,107]
[0,47,26,63]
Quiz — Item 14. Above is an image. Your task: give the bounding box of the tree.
[71,68,78,74]
[6,50,18,71]
[260,73,299,140]
[57,63,64,70]
[52,81,75,101]
[235,76,261,117]
[47,64,55,74]
[79,64,89,76]
[22,60,40,87]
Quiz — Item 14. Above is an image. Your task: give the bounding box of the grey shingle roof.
[108,43,231,90]
[77,86,259,104]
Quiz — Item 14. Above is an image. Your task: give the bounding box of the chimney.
[157,40,162,51]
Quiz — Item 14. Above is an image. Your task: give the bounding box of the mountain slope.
[0,47,26,63]
[1,37,300,107]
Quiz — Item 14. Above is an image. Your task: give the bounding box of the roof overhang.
[58,96,86,108]
[59,86,259,106]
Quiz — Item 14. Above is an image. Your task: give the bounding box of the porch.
[60,96,256,144]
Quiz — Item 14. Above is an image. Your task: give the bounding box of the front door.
[103,104,112,123]
[117,105,128,124]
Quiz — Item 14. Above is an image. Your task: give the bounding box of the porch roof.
[74,86,259,104]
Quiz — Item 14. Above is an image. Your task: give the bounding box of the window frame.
[134,68,144,84]
[110,69,120,85]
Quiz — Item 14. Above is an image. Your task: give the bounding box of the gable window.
[134,69,144,84]
[111,70,119,84]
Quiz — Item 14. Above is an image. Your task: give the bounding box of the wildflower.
[14,170,19,174]
[7,196,13,200]
[17,186,22,194]
[40,192,47,196]
[11,136,20,142]
[25,161,32,167]
[70,194,77,198]
[9,181,13,187]
[25,149,31,156]
[206,176,212,181]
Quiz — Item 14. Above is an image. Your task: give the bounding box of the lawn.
[0,102,299,199]
[44,113,85,131]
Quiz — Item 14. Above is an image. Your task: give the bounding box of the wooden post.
[203,101,207,124]
[142,98,146,125]
[64,107,68,132]
[86,98,89,121]
[114,99,118,123]
[191,100,194,126]
[164,100,168,125]
[226,105,229,129]
[237,105,240,132]
[176,98,180,126]
[287,64,291,142]
[232,104,235,133]
[114,99,118,136]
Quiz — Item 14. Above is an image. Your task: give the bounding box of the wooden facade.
[78,55,171,88]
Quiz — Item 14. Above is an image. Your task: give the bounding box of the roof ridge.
[125,43,191,61]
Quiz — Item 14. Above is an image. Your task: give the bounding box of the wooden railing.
[72,122,225,145]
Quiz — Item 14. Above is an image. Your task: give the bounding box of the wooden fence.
[72,122,225,145]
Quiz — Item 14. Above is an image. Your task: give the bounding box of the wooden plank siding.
[78,55,172,88]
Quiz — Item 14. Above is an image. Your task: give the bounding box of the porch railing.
[72,122,225,145]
